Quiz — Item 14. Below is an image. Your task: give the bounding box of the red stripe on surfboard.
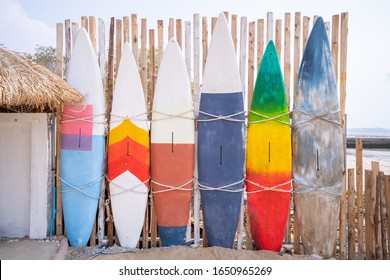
[151,143,194,227]
[108,136,150,184]
[246,171,291,251]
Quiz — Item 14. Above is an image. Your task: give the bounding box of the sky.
[1,0,390,129]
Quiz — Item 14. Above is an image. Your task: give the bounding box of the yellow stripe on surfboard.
[109,119,149,147]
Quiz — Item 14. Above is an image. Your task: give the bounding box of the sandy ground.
[1,151,388,261]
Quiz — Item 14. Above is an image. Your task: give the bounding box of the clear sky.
[1,0,390,129]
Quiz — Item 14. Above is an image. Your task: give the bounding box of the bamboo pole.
[64,20,72,76]
[55,23,64,237]
[81,16,88,32]
[131,14,138,65]
[123,16,130,44]
[71,22,79,49]
[89,16,97,52]
[157,20,164,67]
[106,17,115,247]
[247,21,255,110]
[368,162,380,259]
[223,11,229,22]
[385,175,390,258]
[293,12,301,254]
[267,12,274,43]
[275,19,282,59]
[365,170,374,259]
[176,19,182,49]
[193,13,201,247]
[231,15,238,52]
[340,13,348,128]
[375,171,383,259]
[211,17,217,33]
[257,19,264,71]
[202,17,208,75]
[302,16,310,50]
[355,139,364,259]
[348,168,356,259]
[340,161,347,260]
[168,18,174,39]
[379,172,388,259]
[115,19,122,77]
[97,18,106,246]
[332,15,339,83]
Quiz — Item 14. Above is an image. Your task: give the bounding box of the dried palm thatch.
[0,46,83,112]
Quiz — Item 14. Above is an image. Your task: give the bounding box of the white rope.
[60,175,104,199]
[292,110,341,129]
[293,178,342,196]
[248,111,290,126]
[245,179,293,194]
[61,113,106,125]
[151,178,194,194]
[110,112,149,123]
[197,178,245,193]
[197,111,246,123]
[108,177,150,196]
[151,110,194,121]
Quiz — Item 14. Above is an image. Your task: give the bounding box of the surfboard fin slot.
[127,142,130,156]
[316,150,320,171]
[220,145,223,165]
[78,128,81,148]
[171,132,174,153]
[269,142,271,162]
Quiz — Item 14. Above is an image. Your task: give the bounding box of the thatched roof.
[0,46,83,112]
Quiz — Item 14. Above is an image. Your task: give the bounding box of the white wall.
[0,113,48,239]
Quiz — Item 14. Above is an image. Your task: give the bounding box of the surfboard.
[108,43,150,248]
[151,38,194,246]
[292,17,342,258]
[246,40,292,252]
[198,13,245,248]
[60,28,105,247]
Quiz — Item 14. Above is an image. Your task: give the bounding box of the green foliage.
[32,45,56,73]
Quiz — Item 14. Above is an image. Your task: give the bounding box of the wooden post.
[71,22,79,49]
[64,20,72,76]
[340,13,348,128]
[385,176,390,259]
[131,14,138,65]
[157,20,164,67]
[355,139,364,259]
[140,19,147,100]
[365,170,374,259]
[56,23,64,79]
[89,16,97,52]
[340,161,347,260]
[375,171,383,259]
[193,13,201,247]
[123,16,130,44]
[211,17,217,33]
[168,18,174,39]
[379,172,388,259]
[332,15,340,83]
[348,168,356,259]
[368,162,380,259]
[106,17,115,247]
[257,19,264,71]
[302,16,310,50]
[275,19,282,59]
[231,15,238,52]
[267,12,274,43]
[283,13,291,111]
[115,19,123,77]
[247,21,255,110]
[81,16,88,32]
[176,19,182,49]
[293,12,301,254]
[202,17,208,75]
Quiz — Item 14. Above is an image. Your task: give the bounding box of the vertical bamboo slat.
[365,170,374,259]
[64,20,72,75]
[168,18,174,39]
[176,19,182,49]
[257,19,264,70]
[202,17,208,75]
[81,16,88,31]
[379,172,387,259]
[283,13,291,111]
[115,19,122,76]
[231,15,238,52]
[157,20,164,67]
[302,16,310,50]
[56,23,64,79]
[340,161,347,259]
[247,21,255,110]
[386,176,390,258]
[267,12,274,43]
[211,17,217,33]
[369,162,380,259]
[355,139,364,259]
[123,16,130,44]
[332,15,340,82]
[131,14,138,65]
[275,19,282,59]
[89,16,97,52]
[348,169,356,259]
[375,172,383,259]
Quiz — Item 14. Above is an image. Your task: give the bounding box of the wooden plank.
[123,16,130,44]
[71,22,79,49]
[302,16,310,50]
[340,13,348,126]
[168,18,174,39]
[131,14,138,65]
[211,17,217,33]
[107,17,115,247]
[115,19,122,77]
[64,20,72,76]
[140,18,147,99]
[365,170,373,259]
[348,168,356,259]
[176,19,182,49]
[257,19,264,72]
[340,159,347,260]
[332,15,339,85]
[267,12,274,43]
[293,12,301,254]
[81,16,88,32]
[375,171,383,259]
[355,139,364,259]
[379,172,388,259]
[231,14,238,52]
[325,22,331,41]
[385,176,390,259]
[193,13,201,247]
[247,21,255,111]
[202,17,208,75]
[283,13,291,113]
[89,16,97,52]
[56,23,64,78]
[275,19,282,59]
[157,20,164,68]
[223,11,229,22]
[97,18,106,246]
[369,162,380,259]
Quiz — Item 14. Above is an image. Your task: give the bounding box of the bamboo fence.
[53,12,390,260]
